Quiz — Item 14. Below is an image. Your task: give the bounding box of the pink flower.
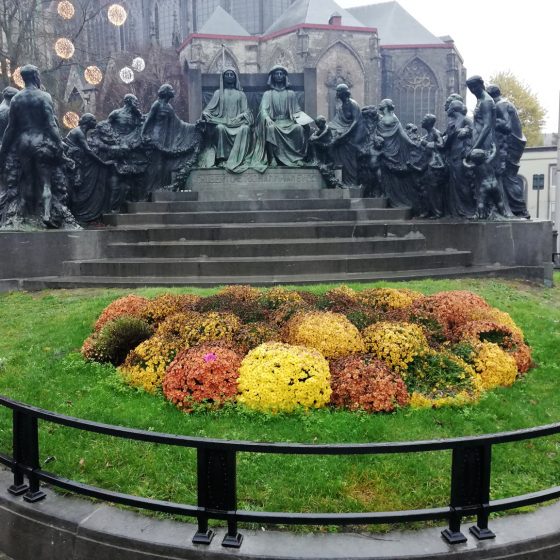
[203,352,217,363]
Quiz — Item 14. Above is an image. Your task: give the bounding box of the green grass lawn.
[0,275,559,527]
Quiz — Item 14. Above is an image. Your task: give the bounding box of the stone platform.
[186,167,326,192]
[0,168,554,290]
[1,468,560,560]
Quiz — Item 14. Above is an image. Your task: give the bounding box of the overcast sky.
[338,0,559,132]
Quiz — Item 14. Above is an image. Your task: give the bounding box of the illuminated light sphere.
[131,56,145,72]
[54,37,75,59]
[108,4,127,26]
[57,1,75,19]
[119,66,134,84]
[12,67,24,89]
[84,65,103,85]
[63,111,80,129]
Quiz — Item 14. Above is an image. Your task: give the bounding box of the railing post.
[193,447,242,549]
[442,444,495,544]
[8,410,46,503]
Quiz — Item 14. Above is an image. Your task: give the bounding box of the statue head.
[2,86,18,103]
[123,94,139,110]
[20,65,40,88]
[336,83,351,101]
[466,75,485,96]
[268,65,289,89]
[447,99,467,117]
[79,113,97,130]
[421,113,436,130]
[378,98,395,113]
[444,93,463,112]
[468,148,487,166]
[158,83,175,100]
[223,69,238,89]
[486,84,501,100]
[314,115,327,130]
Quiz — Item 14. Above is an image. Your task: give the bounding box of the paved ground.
[0,553,14,559]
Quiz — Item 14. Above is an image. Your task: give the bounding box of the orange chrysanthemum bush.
[284,311,366,359]
[362,322,428,373]
[455,320,533,374]
[237,342,331,413]
[329,354,409,413]
[94,295,150,331]
[407,291,491,345]
[162,344,242,411]
[142,294,201,325]
[196,285,265,322]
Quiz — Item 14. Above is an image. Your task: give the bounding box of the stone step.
[105,222,420,243]
[106,236,427,259]
[128,197,387,213]
[104,208,412,226]
[21,264,519,290]
[153,188,363,202]
[63,250,472,278]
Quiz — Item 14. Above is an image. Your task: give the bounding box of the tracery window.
[393,58,438,127]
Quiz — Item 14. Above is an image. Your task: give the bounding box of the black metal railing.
[1,395,559,549]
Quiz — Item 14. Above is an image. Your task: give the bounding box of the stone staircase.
[18,184,495,289]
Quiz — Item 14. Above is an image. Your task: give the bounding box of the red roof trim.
[381,43,453,50]
[179,23,377,51]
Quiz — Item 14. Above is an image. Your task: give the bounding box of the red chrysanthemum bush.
[408,291,491,342]
[142,294,201,325]
[329,355,410,413]
[94,295,150,331]
[162,344,242,411]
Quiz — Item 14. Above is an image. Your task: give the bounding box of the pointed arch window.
[393,58,438,126]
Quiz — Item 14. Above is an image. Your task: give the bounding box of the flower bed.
[82,285,534,414]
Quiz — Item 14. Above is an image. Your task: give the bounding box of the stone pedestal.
[187,167,326,191]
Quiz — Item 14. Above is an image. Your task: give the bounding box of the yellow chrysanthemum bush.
[284,311,365,359]
[119,335,183,393]
[472,342,518,390]
[141,294,201,325]
[358,287,423,311]
[196,285,265,322]
[455,320,532,375]
[237,342,331,413]
[406,350,482,409]
[362,322,428,373]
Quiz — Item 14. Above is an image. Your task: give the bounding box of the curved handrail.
[2,395,560,453]
[2,394,560,549]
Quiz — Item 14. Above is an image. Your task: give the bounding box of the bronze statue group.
[0,64,529,230]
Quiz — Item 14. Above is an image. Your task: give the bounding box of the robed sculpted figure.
[376,98,421,209]
[328,83,367,186]
[252,66,309,171]
[200,69,253,173]
[142,84,202,193]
